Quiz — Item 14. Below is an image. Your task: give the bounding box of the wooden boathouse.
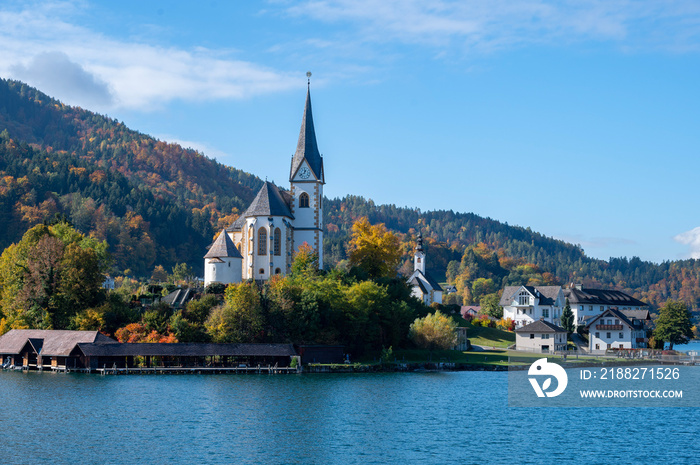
[0,329,116,370]
[0,330,298,373]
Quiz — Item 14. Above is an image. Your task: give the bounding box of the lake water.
[0,370,697,465]
[674,340,700,353]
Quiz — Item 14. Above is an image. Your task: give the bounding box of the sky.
[1,0,699,263]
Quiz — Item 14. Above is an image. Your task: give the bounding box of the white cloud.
[11,51,113,108]
[287,0,700,53]
[0,1,300,111]
[674,227,700,259]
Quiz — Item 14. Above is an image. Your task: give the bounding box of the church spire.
[290,76,324,183]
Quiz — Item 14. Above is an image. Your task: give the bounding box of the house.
[407,232,443,305]
[564,285,648,327]
[460,306,481,320]
[161,288,197,309]
[515,319,568,353]
[500,285,565,328]
[205,83,325,285]
[585,308,648,353]
[102,276,115,290]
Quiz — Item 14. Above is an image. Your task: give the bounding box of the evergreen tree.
[561,298,575,335]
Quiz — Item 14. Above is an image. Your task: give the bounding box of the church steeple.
[290,80,324,183]
[414,232,426,274]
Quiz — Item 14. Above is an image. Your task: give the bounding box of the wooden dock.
[92,365,300,375]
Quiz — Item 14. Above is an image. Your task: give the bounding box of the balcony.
[596,324,623,330]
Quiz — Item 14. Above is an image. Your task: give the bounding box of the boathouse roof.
[76,342,297,358]
[0,330,116,356]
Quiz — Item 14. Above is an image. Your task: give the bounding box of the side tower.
[289,80,325,268]
[204,229,243,286]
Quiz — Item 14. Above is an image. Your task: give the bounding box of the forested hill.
[0,78,263,275]
[0,78,698,311]
[323,196,700,311]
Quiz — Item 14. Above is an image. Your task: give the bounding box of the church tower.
[414,232,426,274]
[289,77,324,268]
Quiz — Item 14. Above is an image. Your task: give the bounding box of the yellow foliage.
[69,166,87,176]
[348,217,401,278]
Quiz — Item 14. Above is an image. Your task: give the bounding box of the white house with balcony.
[585,308,648,353]
[501,285,565,328]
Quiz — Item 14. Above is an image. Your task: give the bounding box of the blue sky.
[1,0,699,263]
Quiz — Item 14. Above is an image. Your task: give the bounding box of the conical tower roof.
[290,87,324,182]
[205,229,242,259]
[227,181,294,231]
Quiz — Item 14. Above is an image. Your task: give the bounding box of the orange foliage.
[115,323,178,343]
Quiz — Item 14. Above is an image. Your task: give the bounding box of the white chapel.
[204,84,325,286]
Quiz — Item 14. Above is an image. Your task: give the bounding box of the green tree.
[347,217,401,279]
[0,223,108,331]
[653,300,694,349]
[409,310,458,356]
[172,262,194,285]
[481,293,503,319]
[561,298,575,335]
[205,282,264,343]
[471,278,496,304]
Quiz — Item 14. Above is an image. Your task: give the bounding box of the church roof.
[290,87,324,182]
[408,269,443,293]
[227,182,294,231]
[205,229,242,259]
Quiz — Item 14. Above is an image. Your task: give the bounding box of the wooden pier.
[92,365,301,375]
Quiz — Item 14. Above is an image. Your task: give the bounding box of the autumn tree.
[653,300,694,349]
[347,217,401,279]
[291,243,319,277]
[0,223,109,331]
[409,310,458,356]
[151,265,168,283]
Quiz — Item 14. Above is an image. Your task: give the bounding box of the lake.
[673,340,700,353]
[0,370,697,464]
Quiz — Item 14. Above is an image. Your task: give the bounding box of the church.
[204,84,325,286]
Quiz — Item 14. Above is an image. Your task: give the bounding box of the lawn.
[464,323,515,349]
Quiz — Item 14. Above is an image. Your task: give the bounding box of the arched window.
[275,268,282,275]
[273,228,281,256]
[259,268,265,275]
[299,192,310,208]
[258,228,267,255]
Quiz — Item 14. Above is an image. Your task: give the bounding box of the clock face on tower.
[299,167,311,179]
